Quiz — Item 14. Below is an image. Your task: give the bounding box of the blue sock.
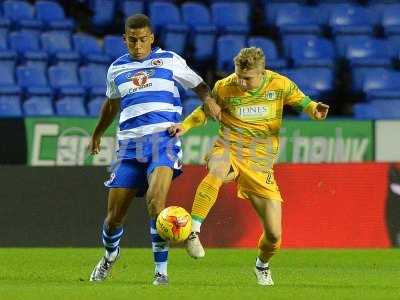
[150,219,169,275]
[102,223,123,261]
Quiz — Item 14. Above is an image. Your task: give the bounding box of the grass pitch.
[0,248,399,300]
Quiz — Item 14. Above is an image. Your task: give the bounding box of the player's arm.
[89,98,120,155]
[192,82,221,121]
[168,106,207,137]
[284,79,329,120]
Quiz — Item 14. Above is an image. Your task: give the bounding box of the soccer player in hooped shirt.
[168,47,329,286]
[88,14,220,285]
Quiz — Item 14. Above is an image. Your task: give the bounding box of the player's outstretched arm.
[168,106,207,137]
[89,98,120,155]
[304,101,329,121]
[192,82,221,121]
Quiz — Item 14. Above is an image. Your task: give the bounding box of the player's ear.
[122,34,127,45]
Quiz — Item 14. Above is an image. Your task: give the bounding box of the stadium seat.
[284,68,334,99]
[284,36,335,68]
[23,96,54,116]
[16,66,52,96]
[362,69,400,99]
[3,0,42,31]
[0,63,20,93]
[274,5,321,35]
[0,50,17,74]
[41,31,80,67]
[370,99,400,119]
[121,1,144,21]
[181,2,212,29]
[0,18,11,37]
[0,33,8,51]
[329,4,375,36]
[264,3,301,27]
[104,35,128,60]
[344,37,391,68]
[161,24,188,55]
[388,35,400,58]
[353,103,374,119]
[56,97,87,116]
[216,35,246,73]
[87,96,104,117]
[190,26,217,63]
[48,65,85,97]
[247,37,287,70]
[183,97,202,117]
[73,33,109,65]
[9,31,49,66]
[0,96,22,117]
[381,4,400,35]
[351,67,388,92]
[35,1,75,31]
[211,2,250,34]
[149,2,182,34]
[79,65,107,96]
[90,0,116,30]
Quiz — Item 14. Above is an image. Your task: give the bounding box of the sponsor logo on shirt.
[235,105,268,120]
[127,69,154,92]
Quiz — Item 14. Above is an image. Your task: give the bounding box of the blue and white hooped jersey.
[106,48,203,160]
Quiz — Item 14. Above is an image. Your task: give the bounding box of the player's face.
[124,27,154,60]
[235,66,264,91]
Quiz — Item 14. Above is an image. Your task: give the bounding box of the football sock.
[150,219,169,275]
[191,173,223,229]
[257,232,281,263]
[256,257,269,269]
[102,224,123,261]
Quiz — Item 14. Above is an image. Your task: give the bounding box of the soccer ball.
[156,206,192,242]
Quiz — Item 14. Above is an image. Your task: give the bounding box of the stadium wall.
[0,163,398,248]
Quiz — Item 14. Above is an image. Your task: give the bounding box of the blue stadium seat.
[274,6,321,35]
[35,1,75,31]
[87,96,104,117]
[121,1,144,21]
[344,37,391,68]
[381,4,400,35]
[104,35,128,60]
[362,69,400,99]
[48,65,85,97]
[284,68,334,99]
[79,65,107,96]
[41,31,80,67]
[90,0,116,30]
[56,97,87,116]
[9,31,49,66]
[0,33,8,51]
[16,66,52,96]
[149,2,182,34]
[0,50,17,74]
[161,24,188,55]
[0,63,20,93]
[3,0,42,31]
[0,18,11,37]
[264,3,301,27]
[211,2,250,34]
[247,37,287,70]
[0,96,22,117]
[370,100,400,119]
[351,67,388,92]
[183,97,202,117]
[23,96,54,116]
[182,2,211,29]
[329,4,375,36]
[216,35,246,73]
[284,36,335,68]
[353,103,374,119]
[388,35,400,58]
[73,33,109,65]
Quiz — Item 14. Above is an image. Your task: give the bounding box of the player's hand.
[168,124,185,137]
[203,97,221,121]
[314,102,329,120]
[88,135,101,155]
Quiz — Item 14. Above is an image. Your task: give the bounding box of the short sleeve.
[106,65,121,99]
[172,53,203,89]
[283,77,311,111]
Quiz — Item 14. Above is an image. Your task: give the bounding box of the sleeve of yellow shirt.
[181,106,207,133]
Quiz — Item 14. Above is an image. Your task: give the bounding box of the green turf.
[0,248,399,300]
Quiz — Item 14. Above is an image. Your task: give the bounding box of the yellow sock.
[191,173,223,226]
[257,232,281,263]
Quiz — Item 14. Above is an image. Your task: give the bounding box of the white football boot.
[254,266,274,286]
[89,248,120,282]
[152,272,169,286]
[186,232,205,259]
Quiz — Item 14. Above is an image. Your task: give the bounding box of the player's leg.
[187,148,234,258]
[248,194,282,286]
[146,166,174,285]
[90,187,137,281]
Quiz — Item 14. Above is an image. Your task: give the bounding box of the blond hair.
[234,47,265,71]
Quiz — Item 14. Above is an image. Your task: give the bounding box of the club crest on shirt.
[151,59,163,67]
[266,91,277,100]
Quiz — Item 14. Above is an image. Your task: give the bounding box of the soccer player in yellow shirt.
[168,47,329,286]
